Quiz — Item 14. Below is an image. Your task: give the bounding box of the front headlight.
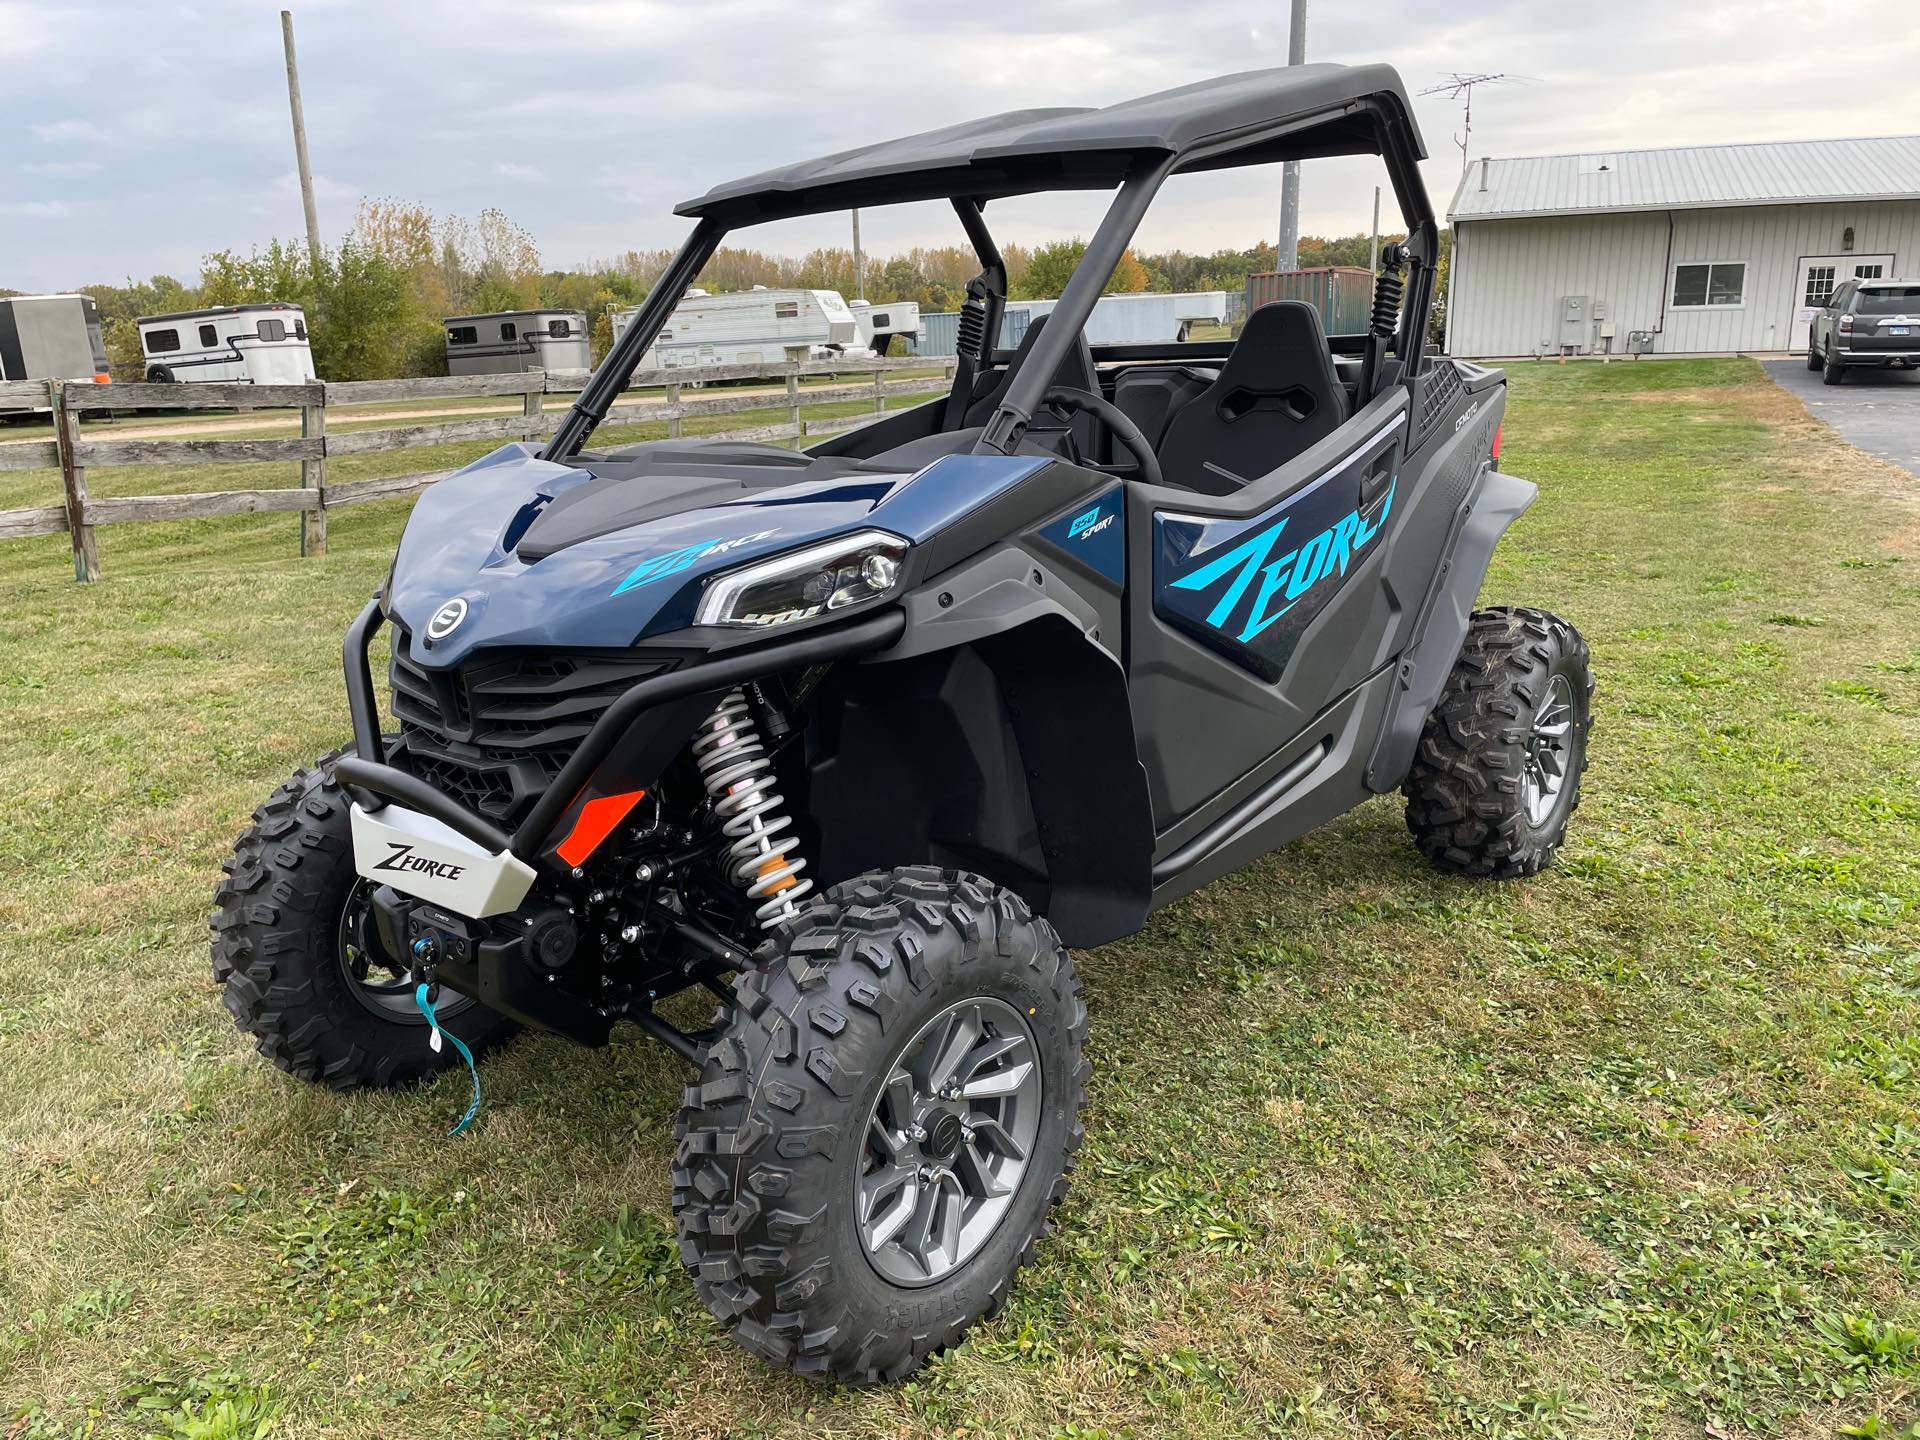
[694,530,907,629]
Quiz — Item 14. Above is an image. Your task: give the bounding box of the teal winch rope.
[413,981,482,1136]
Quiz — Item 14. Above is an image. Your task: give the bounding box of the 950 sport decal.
[1153,427,1400,680]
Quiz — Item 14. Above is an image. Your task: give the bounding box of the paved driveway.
[1763,358,1920,477]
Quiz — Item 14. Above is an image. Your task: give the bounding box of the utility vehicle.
[213,63,1594,1384]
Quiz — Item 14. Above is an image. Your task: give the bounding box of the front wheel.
[1403,607,1594,878]
[672,867,1088,1383]
[210,746,518,1088]
[1807,338,1822,371]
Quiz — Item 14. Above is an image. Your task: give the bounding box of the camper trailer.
[0,295,110,410]
[137,304,317,385]
[850,298,923,355]
[913,290,1231,354]
[613,288,859,370]
[443,310,591,375]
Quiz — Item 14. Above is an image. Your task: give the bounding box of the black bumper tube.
[510,606,907,862]
[339,596,906,869]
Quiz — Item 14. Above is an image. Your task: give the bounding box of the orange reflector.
[1491,421,1503,460]
[554,789,646,867]
[94,373,112,385]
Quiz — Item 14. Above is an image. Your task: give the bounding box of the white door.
[1791,254,1894,351]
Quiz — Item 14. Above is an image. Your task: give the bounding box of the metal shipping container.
[1246,267,1375,336]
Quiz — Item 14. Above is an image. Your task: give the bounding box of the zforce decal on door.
[1153,431,1399,680]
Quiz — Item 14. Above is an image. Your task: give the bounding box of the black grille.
[1414,358,1465,440]
[389,626,670,824]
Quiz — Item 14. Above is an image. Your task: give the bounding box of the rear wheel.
[672,867,1088,1383]
[1823,343,1847,385]
[1403,607,1593,878]
[210,746,517,1089]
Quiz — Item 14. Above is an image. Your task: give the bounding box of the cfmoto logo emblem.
[426,598,468,640]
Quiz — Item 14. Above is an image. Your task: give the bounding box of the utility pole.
[1275,0,1307,271]
[1369,186,1381,273]
[850,208,866,302]
[280,10,323,270]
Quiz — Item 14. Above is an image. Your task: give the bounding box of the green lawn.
[1,360,1917,1438]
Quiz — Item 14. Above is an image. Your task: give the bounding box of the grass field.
[1,360,1917,1439]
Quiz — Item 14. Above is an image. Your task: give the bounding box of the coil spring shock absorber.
[692,688,812,929]
[955,276,989,362]
[1370,244,1407,338]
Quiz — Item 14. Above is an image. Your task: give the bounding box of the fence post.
[666,383,682,439]
[786,367,802,446]
[301,386,327,557]
[523,374,544,443]
[872,365,886,416]
[54,383,101,583]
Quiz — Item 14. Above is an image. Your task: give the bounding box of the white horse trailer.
[851,299,923,355]
[137,304,317,385]
[0,294,111,412]
[613,289,859,370]
[444,310,591,375]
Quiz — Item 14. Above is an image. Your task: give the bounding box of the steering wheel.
[1041,386,1164,490]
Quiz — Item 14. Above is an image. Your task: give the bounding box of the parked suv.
[1809,279,1920,384]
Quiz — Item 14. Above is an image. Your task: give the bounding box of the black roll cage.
[544,91,1437,464]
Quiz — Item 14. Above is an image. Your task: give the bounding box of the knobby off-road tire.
[1403,606,1594,878]
[210,745,517,1089]
[672,867,1089,1384]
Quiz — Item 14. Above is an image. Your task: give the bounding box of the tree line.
[30,200,1444,382]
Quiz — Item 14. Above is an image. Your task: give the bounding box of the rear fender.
[1364,464,1537,790]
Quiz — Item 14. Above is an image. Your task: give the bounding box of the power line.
[1417,72,1538,175]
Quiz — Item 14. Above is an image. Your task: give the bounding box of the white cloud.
[1,0,1913,291]
[2,200,74,219]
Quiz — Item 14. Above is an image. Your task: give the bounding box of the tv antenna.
[1419,72,1537,175]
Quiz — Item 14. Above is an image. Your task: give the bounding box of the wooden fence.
[0,356,954,582]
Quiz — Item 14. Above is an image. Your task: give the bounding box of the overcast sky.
[2,0,1914,292]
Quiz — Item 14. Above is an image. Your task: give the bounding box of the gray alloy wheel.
[1520,672,1576,828]
[857,996,1044,1286]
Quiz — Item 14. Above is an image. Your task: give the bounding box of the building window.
[198,323,218,347]
[1674,262,1745,308]
[294,319,307,340]
[1854,263,1884,281]
[547,319,571,338]
[774,301,800,319]
[500,322,518,341]
[259,319,287,342]
[447,326,477,345]
[1803,265,1837,308]
[145,328,180,353]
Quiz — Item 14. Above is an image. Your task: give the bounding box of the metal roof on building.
[1449,134,1920,221]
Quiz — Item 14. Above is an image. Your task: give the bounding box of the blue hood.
[385,443,1048,668]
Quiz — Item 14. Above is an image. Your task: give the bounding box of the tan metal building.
[1445,135,1920,358]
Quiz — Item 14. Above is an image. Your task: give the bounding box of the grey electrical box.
[1558,294,1589,350]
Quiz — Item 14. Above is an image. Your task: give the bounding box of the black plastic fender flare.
[1363,465,1538,790]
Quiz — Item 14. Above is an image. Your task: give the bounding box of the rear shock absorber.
[955,276,989,363]
[1370,242,1408,337]
[691,689,812,930]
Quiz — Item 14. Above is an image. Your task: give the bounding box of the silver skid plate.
[349,802,536,919]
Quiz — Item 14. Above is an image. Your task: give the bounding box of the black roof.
[138,303,303,324]
[679,63,1422,225]
[443,309,588,324]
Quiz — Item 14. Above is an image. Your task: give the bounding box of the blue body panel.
[386,445,1051,668]
[1035,482,1126,586]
